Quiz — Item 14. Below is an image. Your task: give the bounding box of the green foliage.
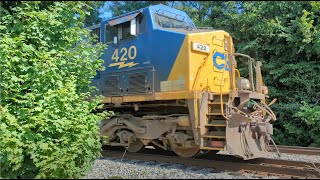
[175,1,240,27]
[0,1,105,27]
[83,1,105,27]
[213,1,320,146]
[174,1,320,147]
[0,1,110,178]
[293,102,320,147]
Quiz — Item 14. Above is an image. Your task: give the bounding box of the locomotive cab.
[89,4,278,160]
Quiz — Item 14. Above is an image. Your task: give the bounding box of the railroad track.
[101,148,320,179]
[271,145,320,156]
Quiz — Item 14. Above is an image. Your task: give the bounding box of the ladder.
[200,93,229,151]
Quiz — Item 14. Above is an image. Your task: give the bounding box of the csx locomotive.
[88,4,278,159]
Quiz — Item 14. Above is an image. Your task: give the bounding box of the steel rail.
[101,149,320,179]
[270,145,320,156]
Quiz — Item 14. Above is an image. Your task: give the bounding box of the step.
[207,116,227,121]
[208,93,229,101]
[206,113,223,116]
[200,147,224,151]
[208,119,226,124]
[208,102,227,105]
[212,93,229,95]
[202,135,226,139]
[208,108,226,114]
[205,120,227,127]
[205,124,226,127]
[210,99,229,103]
[203,130,226,137]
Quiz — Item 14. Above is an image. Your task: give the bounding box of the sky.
[97,1,244,21]
[97,1,180,21]
[98,1,113,20]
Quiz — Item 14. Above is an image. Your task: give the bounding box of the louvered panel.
[105,76,120,95]
[127,72,147,94]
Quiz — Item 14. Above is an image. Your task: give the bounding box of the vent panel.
[105,76,120,95]
[127,72,147,94]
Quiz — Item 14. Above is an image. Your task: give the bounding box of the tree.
[83,1,105,27]
[175,1,234,27]
[214,1,320,146]
[294,102,320,147]
[0,1,110,178]
[176,1,320,147]
[106,1,320,147]
[0,1,105,27]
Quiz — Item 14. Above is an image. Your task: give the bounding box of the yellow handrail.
[219,55,228,119]
[192,56,209,127]
[235,69,240,78]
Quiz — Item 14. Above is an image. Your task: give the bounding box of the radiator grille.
[105,76,120,95]
[127,72,147,94]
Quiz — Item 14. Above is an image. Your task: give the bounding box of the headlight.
[262,86,268,95]
[236,77,250,90]
[242,78,250,90]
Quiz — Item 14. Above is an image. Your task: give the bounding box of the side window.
[120,21,134,40]
[105,25,117,43]
[106,16,140,42]
[90,27,101,44]
[138,15,146,34]
[154,14,188,29]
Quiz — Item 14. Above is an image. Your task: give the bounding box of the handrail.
[234,53,255,92]
[191,56,209,127]
[235,69,241,77]
[219,55,228,119]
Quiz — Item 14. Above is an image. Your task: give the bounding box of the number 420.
[111,46,137,62]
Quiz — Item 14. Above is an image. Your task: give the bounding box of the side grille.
[105,76,119,95]
[103,66,154,96]
[127,72,147,94]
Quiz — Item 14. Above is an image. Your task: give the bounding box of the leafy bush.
[291,102,320,147]
[204,1,320,147]
[0,1,110,178]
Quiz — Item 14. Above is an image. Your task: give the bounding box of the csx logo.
[213,52,229,71]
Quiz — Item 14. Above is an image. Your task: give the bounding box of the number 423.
[111,46,137,62]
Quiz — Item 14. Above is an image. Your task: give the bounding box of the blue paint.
[213,52,229,71]
[90,4,195,95]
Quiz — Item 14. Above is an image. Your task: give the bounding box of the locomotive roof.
[105,9,143,23]
[164,27,220,34]
[97,4,221,34]
[104,4,193,25]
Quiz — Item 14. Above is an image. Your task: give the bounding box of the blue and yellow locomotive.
[88,4,277,159]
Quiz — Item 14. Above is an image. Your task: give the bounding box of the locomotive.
[87,4,277,159]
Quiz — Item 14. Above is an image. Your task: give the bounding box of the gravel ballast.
[83,151,320,179]
[267,153,320,164]
[218,151,320,164]
[83,158,277,179]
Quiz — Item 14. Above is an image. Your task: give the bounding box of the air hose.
[269,137,281,157]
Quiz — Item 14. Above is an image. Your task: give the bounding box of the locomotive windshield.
[154,13,189,28]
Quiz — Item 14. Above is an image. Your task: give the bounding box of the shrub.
[0,1,110,178]
[291,102,320,147]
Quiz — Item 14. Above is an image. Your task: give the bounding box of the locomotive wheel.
[126,139,145,153]
[170,144,200,158]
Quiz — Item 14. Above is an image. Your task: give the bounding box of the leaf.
[0,1,110,179]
